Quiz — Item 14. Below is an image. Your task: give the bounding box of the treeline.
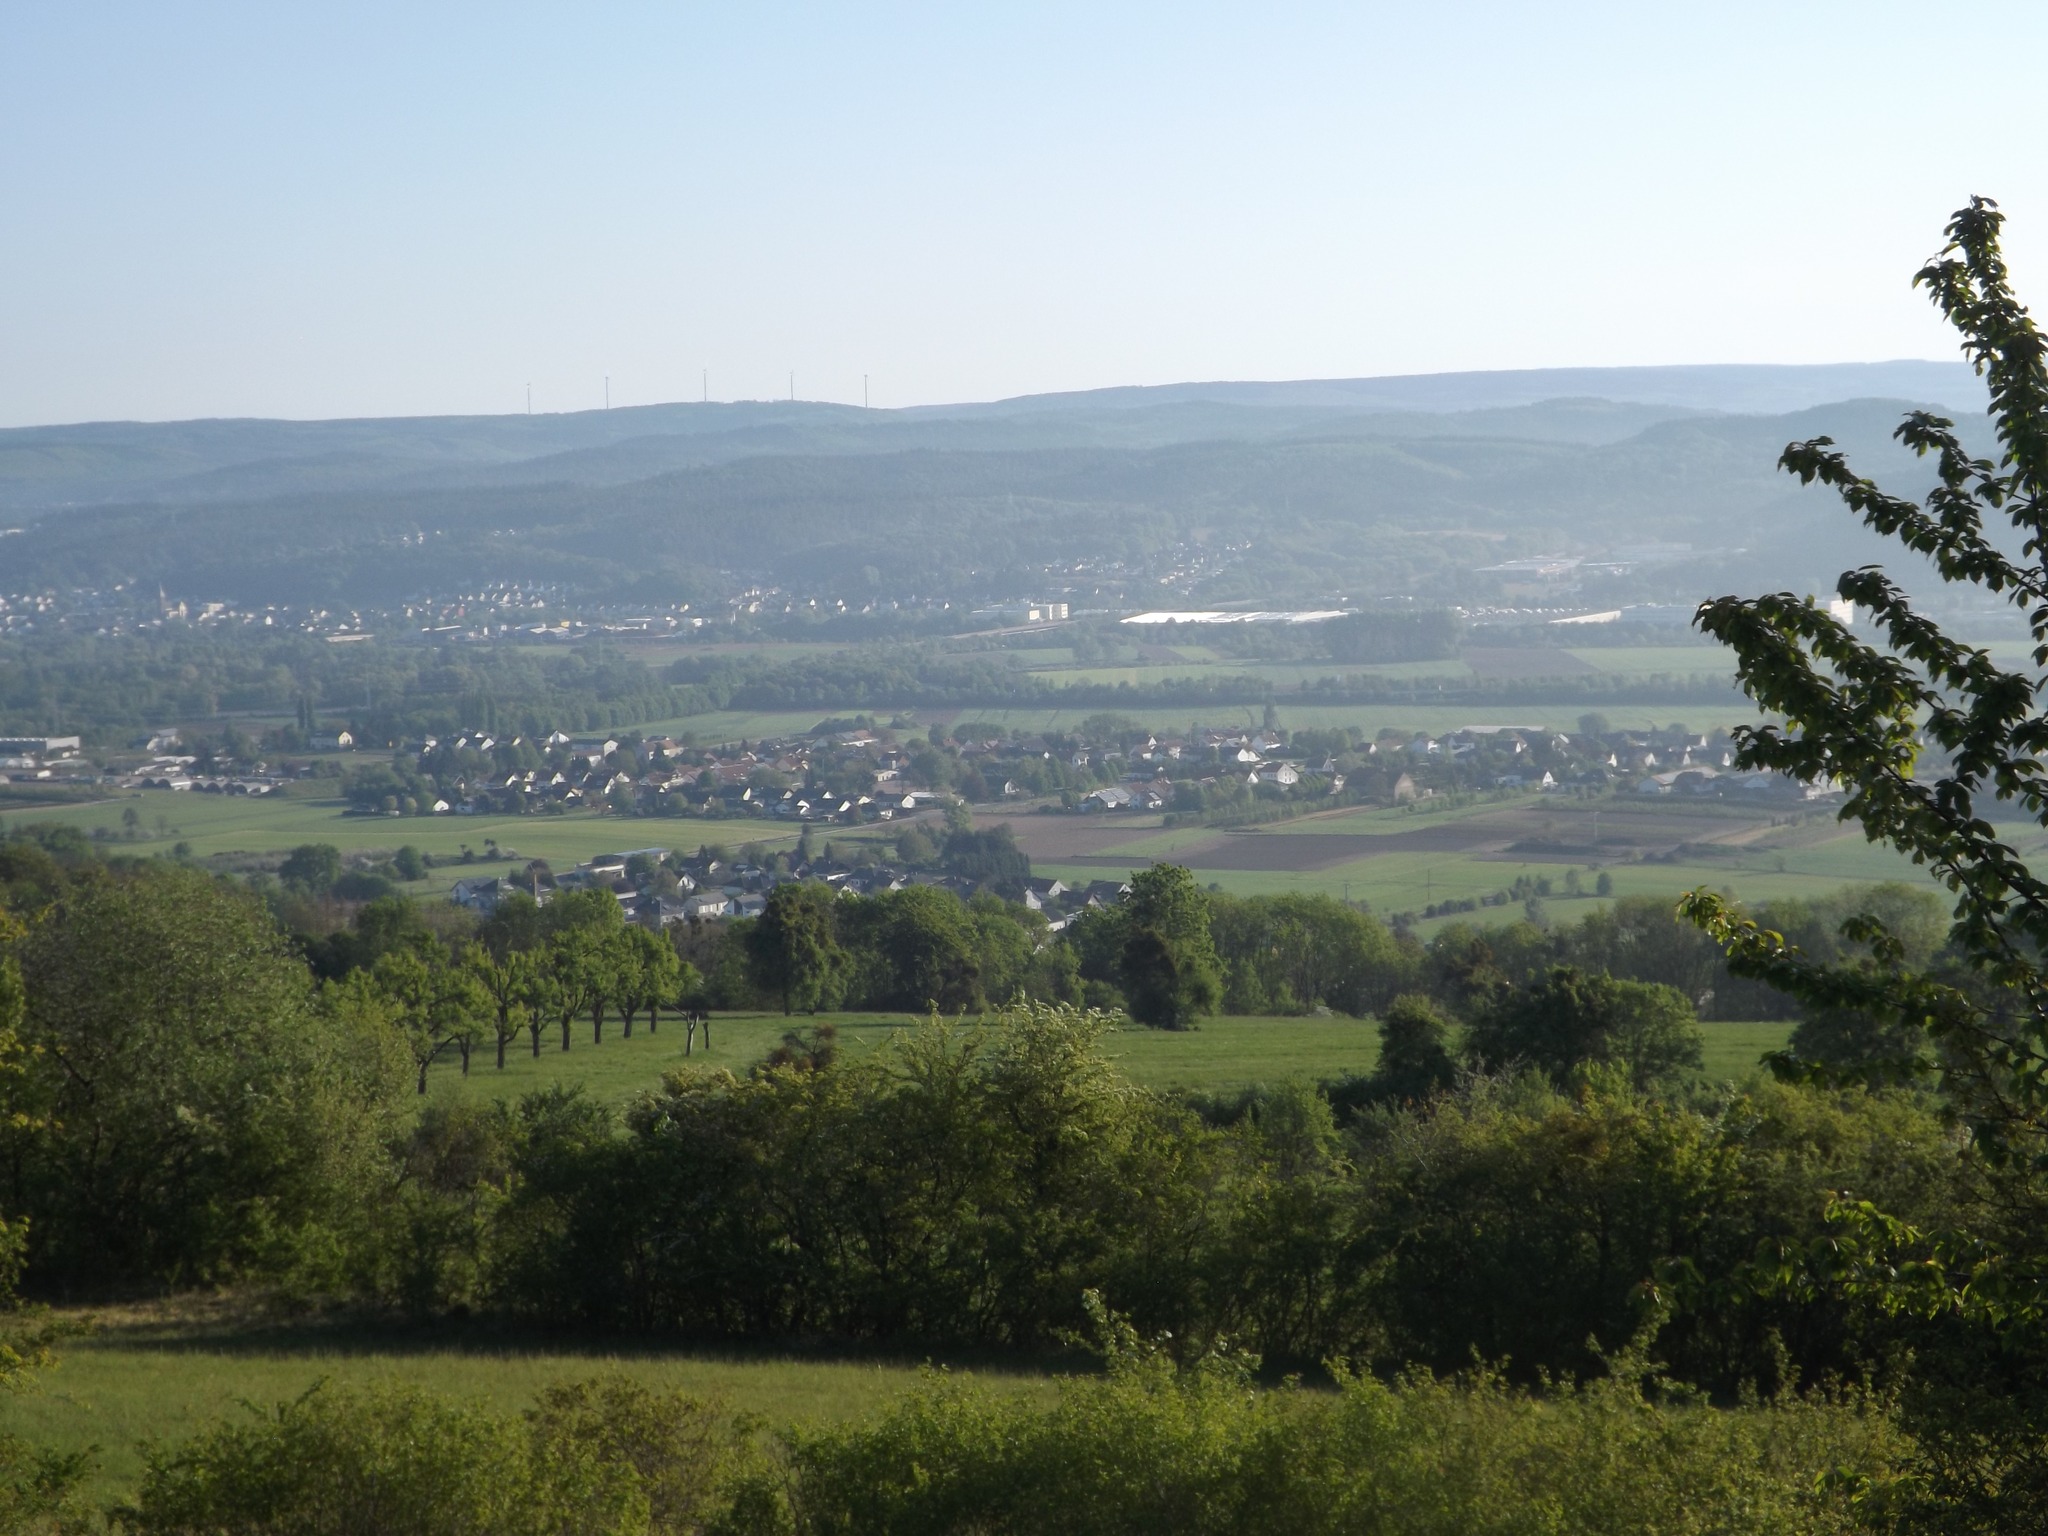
[719,856,1937,1055]
[662,646,1744,714]
[0,630,717,743]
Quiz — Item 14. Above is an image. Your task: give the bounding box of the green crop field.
[1564,646,1737,677]
[1008,786,1949,917]
[949,699,1775,739]
[0,788,802,877]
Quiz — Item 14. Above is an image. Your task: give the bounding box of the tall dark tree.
[1115,864,1222,1030]
[1373,993,1458,1102]
[746,881,843,1015]
[1465,965,1701,1090]
[6,866,405,1288]
[867,885,981,1013]
[278,843,343,893]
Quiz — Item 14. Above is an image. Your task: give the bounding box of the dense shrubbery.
[5,863,408,1293]
[780,1330,1904,1536]
[121,1375,749,1536]
[112,1346,1906,1535]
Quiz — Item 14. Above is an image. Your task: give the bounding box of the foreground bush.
[112,1340,1905,1536]
[782,1317,1904,1535]
[118,1375,750,1536]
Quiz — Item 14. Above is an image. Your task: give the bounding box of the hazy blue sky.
[4,3,2045,426]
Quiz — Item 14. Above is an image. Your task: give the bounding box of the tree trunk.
[622,1004,635,1040]
[702,1013,712,1049]
[649,1001,659,1034]
[458,1038,472,1075]
[561,1013,572,1052]
[497,1034,509,1070]
[591,1000,605,1044]
[684,1018,694,1056]
[416,1060,430,1094]
[530,1023,543,1058]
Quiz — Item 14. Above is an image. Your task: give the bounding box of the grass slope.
[12,1300,1055,1502]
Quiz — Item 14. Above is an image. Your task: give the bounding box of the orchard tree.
[1679,197,2048,1527]
[464,945,544,1070]
[373,947,489,1091]
[616,925,685,1037]
[539,928,602,1053]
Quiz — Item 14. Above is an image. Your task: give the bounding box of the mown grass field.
[427,1012,1395,1105]
[421,1009,1790,1108]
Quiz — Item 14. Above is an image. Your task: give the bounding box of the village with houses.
[1,712,1844,822]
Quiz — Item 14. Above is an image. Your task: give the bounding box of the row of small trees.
[348,889,703,1091]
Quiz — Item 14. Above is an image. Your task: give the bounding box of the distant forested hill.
[0,363,1993,608]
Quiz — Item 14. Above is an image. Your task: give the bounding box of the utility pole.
[864,374,869,409]
[703,368,708,403]
[789,371,794,401]
[525,383,531,415]
[604,376,610,409]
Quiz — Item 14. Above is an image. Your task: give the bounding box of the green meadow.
[423,1011,1411,1107]
[418,1008,1789,1111]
